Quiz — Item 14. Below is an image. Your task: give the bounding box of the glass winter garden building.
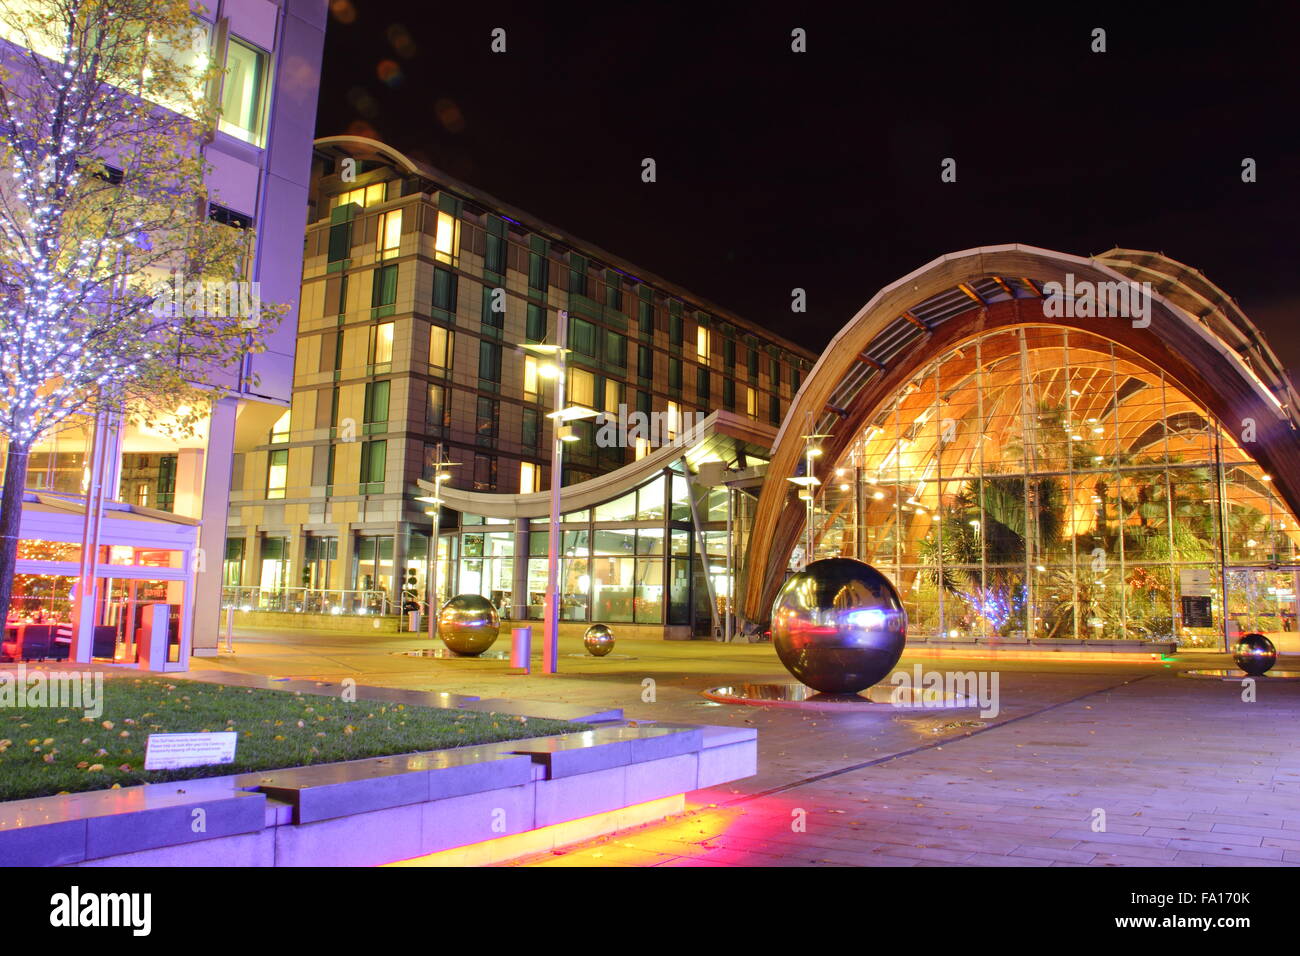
[743,245,1300,650]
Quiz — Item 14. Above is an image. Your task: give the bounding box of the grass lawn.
[0,676,586,802]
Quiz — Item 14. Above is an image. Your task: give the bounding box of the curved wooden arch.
[741,246,1300,623]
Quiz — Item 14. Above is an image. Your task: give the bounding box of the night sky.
[315,2,1300,378]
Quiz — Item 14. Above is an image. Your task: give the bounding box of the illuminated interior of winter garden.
[799,325,1299,646]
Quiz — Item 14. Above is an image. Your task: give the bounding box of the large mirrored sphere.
[770,558,907,694]
[583,624,615,657]
[438,594,500,656]
[1234,633,1276,676]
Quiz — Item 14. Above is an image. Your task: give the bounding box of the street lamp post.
[416,443,459,643]
[543,313,568,674]
[518,310,598,674]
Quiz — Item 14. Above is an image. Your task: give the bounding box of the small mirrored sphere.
[770,558,907,694]
[583,624,615,657]
[438,594,500,656]
[1234,633,1276,676]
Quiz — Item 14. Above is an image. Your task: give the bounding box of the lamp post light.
[787,417,831,568]
[414,443,459,643]
[518,311,598,674]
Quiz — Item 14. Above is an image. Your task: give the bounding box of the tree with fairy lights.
[0,0,282,622]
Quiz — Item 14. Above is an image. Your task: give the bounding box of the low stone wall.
[0,724,757,867]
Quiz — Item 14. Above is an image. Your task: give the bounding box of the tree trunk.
[0,443,31,625]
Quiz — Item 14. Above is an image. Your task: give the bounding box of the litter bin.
[510,626,532,673]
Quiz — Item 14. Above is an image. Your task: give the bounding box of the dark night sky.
[315,2,1300,377]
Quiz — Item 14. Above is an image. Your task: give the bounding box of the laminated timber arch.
[740,244,1300,625]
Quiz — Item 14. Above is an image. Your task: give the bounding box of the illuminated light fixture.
[538,362,560,379]
[1070,389,1080,397]
[839,483,850,491]
[548,405,599,422]
[798,490,813,500]
[1092,427,1104,434]
[787,475,821,487]
[872,491,885,500]
[558,424,579,442]
[969,519,981,527]
[1071,434,1082,441]
[806,447,823,458]
[1262,474,1273,482]
[1036,564,1047,572]
[518,342,567,356]
[1247,539,1258,548]
[835,468,846,477]
[914,508,926,517]
[386,795,686,868]
[930,514,940,521]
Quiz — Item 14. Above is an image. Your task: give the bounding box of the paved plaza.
[192,627,1300,867]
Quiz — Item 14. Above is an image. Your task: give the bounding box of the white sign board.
[1180,568,1215,598]
[144,732,238,770]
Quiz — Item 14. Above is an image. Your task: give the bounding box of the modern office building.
[3,0,327,663]
[222,135,816,630]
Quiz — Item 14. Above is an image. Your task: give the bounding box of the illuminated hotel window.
[377,209,402,259]
[369,322,394,366]
[604,379,622,415]
[434,211,458,263]
[523,355,540,400]
[429,324,452,375]
[266,449,288,499]
[569,368,595,407]
[219,38,269,145]
[335,183,387,210]
[746,385,757,418]
[666,401,681,440]
[520,461,539,493]
[696,327,710,365]
[634,437,650,460]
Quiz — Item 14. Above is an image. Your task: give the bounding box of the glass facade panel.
[811,325,1300,647]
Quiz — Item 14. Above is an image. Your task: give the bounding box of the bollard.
[510,625,532,674]
[224,606,235,654]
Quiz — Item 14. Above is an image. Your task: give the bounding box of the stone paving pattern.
[191,627,1300,867]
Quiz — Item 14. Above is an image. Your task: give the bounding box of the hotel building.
[223,136,817,634]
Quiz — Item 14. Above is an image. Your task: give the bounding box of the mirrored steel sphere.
[1234,633,1276,676]
[438,594,500,656]
[770,558,907,694]
[583,624,615,657]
